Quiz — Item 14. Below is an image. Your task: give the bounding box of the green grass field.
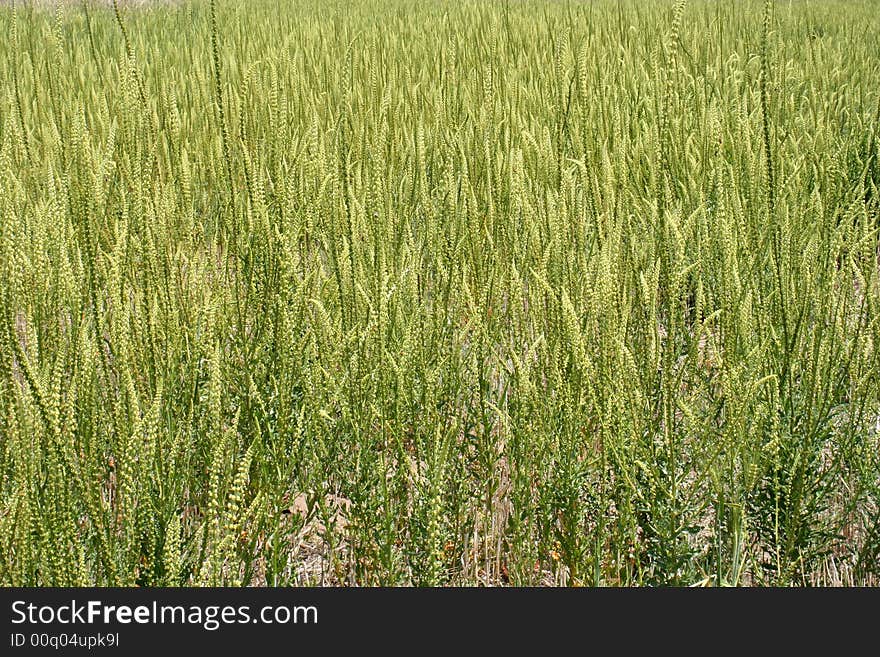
[1,0,879,586]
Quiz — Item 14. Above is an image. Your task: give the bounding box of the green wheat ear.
[760,0,775,216]
[163,513,182,586]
